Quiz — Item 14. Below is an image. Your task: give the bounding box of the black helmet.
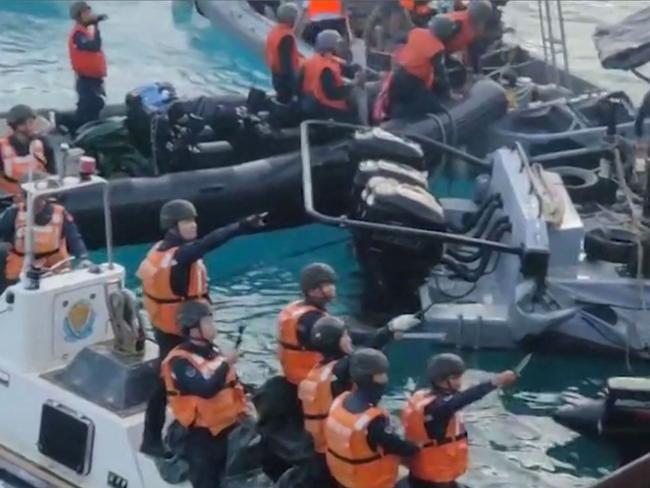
[160,199,197,231]
[350,348,389,384]
[300,263,337,294]
[311,316,346,353]
[69,1,90,20]
[468,0,493,26]
[427,353,466,384]
[429,14,455,42]
[7,104,36,128]
[315,29,342,54]
[176,301,211,334]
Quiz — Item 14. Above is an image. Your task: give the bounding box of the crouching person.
[161,300,247,488]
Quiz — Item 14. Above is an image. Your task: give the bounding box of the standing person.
[0,105,55,196]
[401,353,517,488]
[138,199,265,457]
[325,348,420,488]
[388,15,456,119]
[68,1,108,128]
[265,2,303,104]
[161,300,248,488]
[445,0,493,72]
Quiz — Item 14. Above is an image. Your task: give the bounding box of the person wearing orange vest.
[0,105,55,197]
[401,353,517,487]
[68,1,108,129]
[445,0,493,72]
[0,173,89,287]
[388,15,456,119]
[297,314,419,486]
[297,30,364,123]
[325,348,420,488]
[161,300,248,488]
[138,199,266,458]
[265,3,304,104]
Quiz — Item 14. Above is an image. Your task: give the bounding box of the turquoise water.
[3,1,650,486]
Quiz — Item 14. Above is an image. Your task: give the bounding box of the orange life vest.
[161,346,246,436]
[307,0,344,21]
[277,300,324,385]
[0,137,47,196]
[301,53,348,111]
[298,359,337,453]
[397,28,445,88]
[446,10,477,54]
[5,203,69,281]
[137,242,209,336]
[401,389,469,483]
[325,392,400,488]
[265,24,303,75]
[68,23,107,79]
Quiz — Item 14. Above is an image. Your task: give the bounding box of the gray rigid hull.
[412,147,650,358]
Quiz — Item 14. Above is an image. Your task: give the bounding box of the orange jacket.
[401,389,468,482]
[0,137,47,196]
[446,10,477,54]
[277,300,324,385]
[68,24,107,79]
[397,28,445,88]
[301,53,348,110]
[5,203,69,281]
[137,242,209,336]
[265,24,302,75]
[325,392,400,488]
[307,0,344,20]
[298,360,337,453]
[161,346,246,436]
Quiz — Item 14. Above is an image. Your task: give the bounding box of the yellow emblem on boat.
[64,300,96,341]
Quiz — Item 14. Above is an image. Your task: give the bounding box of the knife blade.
[514,353,533,376]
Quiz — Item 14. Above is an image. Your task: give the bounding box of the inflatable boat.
[0,79,508,249]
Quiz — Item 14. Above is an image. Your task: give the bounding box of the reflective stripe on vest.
[401,389,469,482]
[0,138,47,195]
[301,53,348,111]
[265,24,302,74]
[325,392,400,488]
[137,242,209,335]
[161,346,246,436]
[307,0,343,21]
[446,10,477,54]
[68,24,107,78]
[397,28,445,88]
[298,360,337,453]
[277,300,324,385]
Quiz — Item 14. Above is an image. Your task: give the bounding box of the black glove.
[96,14,109,22]
[239,213,268,232]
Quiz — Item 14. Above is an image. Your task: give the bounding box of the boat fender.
[584,227,638,265]
[108,289,145,356]
[549,167,599,204]
[508,280,578,341]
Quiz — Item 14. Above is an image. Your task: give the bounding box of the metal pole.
[20,190,35,288]
[543,0,559,85]
[102,184,113,269]
[555,0,571,91]
[537,0,549,65]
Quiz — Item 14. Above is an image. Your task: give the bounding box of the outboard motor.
[554,376,650,466]
[352,162,446,313]
[349,128,425,170]
[125,82,178,157]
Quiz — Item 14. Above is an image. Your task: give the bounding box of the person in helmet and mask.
[265,3,304,104]
[68,1,109,128]
[325,348,420,488]
[138,199,265,457]
[0,172,90,289]
[161,300,248,488]
[401,353,517,487]
[445,0,494,72]
[297,314,413,487]
[388,14,455,119]
[0,105,55,196]
[297,29,365,123]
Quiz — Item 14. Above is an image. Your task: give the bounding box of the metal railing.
[537,0,572,89]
